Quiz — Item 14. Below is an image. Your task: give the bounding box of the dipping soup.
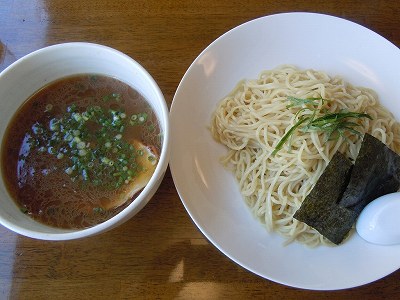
[1,74,161,229]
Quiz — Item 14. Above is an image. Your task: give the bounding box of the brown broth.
[1,74,161,229]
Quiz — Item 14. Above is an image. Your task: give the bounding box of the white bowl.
[0,42,170,240]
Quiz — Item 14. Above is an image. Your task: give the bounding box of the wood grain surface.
[1,1,400,299]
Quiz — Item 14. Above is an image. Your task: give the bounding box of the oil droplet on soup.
[1,74,161,229]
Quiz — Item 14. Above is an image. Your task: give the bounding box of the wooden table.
[1,1,399,299]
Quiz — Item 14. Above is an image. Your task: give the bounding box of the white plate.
[169,12,400,290]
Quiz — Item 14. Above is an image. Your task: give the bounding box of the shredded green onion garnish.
[272,96,373,155]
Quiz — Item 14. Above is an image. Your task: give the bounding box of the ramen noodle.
[210,65,400,246]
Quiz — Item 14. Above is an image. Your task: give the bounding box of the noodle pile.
[210,65,400,247]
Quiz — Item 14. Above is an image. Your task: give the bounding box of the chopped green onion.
[45,104,53,112]
[65,167,73,175]
[28,93,157,189]
[20,207,29,214]
[77,141,86,149]
[93,207,104,213]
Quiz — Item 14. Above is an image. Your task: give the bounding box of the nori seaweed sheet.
[294,133,400,245]
[339,133,400,214]
[293,151,356,244]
